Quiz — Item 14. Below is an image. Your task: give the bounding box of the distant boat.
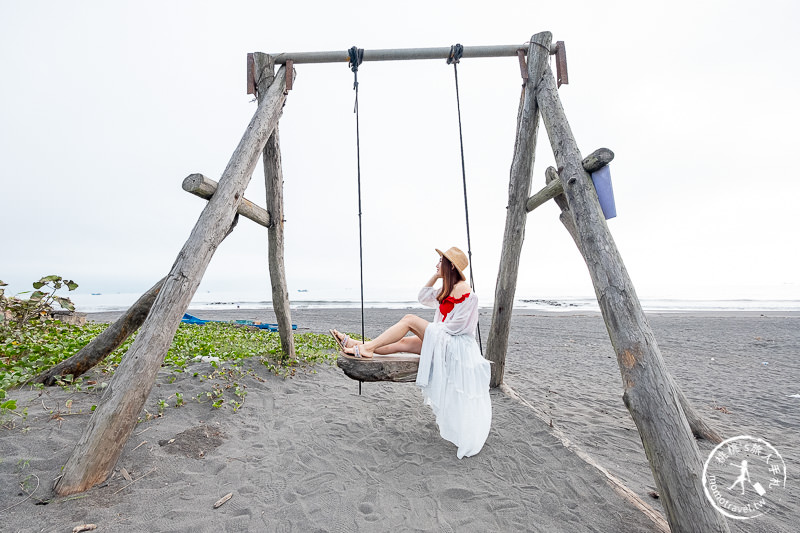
[297,289,308,293]
[91,293,102,295]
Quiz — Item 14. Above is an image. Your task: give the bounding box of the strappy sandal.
[328,329,350,351]
[351,345,372,359]
[341,344,372,359]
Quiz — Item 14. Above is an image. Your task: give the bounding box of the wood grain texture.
[485,32,552,388]
[55,66,289,496]
[536,63,729,533]
[337,355,420,383]
[182,173,271,228]
[256,52,296,360]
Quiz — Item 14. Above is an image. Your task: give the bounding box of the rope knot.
[348,46,364,73]
[447,43,464,65]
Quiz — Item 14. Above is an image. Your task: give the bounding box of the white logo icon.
[702,435,786,520]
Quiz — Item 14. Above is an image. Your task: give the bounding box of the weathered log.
[525,176,563,213]
[485,32,552,388]
[34,278,165,386]
[256,53,295,360]
[182,174,271,228]
[546,167,722,444]
[526,148,614,213]
[537,63,728,532]
[581,147,614,173]
[54,66,290,497]
[336,355,419,383]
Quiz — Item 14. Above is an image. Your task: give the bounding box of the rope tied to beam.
[446,43,463,65]
[447,43,482,355]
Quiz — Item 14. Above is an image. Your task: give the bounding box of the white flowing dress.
[415,286,492,458]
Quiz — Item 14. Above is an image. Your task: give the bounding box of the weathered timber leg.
[34,277,165,386]
[54,66,289,497]
[262,130,294,358]
[537,64,728,532]
[545,166,722,444]
[255,53,295,359]
[485,32,552,388]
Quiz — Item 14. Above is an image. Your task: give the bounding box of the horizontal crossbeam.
[266,43,556,65]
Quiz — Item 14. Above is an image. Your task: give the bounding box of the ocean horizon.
[67,290,800,314]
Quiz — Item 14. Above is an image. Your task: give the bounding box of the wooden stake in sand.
[54,64,290,496]
[535,62,729,533]
[255,52,296,360]
[484,31,552,388]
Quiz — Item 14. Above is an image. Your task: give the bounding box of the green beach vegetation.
[1,276,341,423]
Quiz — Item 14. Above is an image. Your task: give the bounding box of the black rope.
[348,46,365,395]
[448,44,483,355]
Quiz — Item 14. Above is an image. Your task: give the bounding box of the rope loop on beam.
[347,46,364,73]
[447,43,464,65]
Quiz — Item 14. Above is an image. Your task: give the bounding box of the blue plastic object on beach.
[181,313,296,331]
[591,165,616,220]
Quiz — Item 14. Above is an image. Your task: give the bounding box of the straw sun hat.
[436,247,468,281]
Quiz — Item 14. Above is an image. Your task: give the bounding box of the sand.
[1,308,797,532]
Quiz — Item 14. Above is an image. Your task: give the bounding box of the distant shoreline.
[84,306,800,326]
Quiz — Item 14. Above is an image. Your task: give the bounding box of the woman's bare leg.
[375,335,422,355]
[343,314,428,358]
[332,329,422,355]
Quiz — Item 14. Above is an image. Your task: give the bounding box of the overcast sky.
[2,0,798,305]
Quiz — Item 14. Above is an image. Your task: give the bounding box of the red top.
[439,293,470,321]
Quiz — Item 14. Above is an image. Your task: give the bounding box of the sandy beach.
[1,308,797,532]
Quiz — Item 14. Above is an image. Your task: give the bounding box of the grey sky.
[2,0,798,304]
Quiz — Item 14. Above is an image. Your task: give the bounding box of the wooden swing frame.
[52,32,730,533]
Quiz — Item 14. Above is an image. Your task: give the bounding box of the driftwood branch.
[526,148,614,213]
[182,173,271,228]
[33,278,165,386]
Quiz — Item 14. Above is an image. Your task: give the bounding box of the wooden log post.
[34,277,165,386]
[536,64,729,532]
[545,167,722,445]
[485,32,552,388]
[255,53,295,359]
[182,174,271,228]
[54,65,290,496]
[526,148,614,213]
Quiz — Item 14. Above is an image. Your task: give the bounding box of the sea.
[68,288,800,315]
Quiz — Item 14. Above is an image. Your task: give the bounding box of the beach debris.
[112,467,157,495]
[648,491,660,499]
[159,424,225,458]
[120,467,132,481]
[214,492,233,509]
[72,524,97,532]
[712,403,731,415]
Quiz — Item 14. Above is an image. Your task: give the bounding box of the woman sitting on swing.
[331,246,492,458]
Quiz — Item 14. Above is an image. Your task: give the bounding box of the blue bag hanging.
[591,165,616,219]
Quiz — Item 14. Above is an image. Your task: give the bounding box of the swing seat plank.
[337,354,420,383]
